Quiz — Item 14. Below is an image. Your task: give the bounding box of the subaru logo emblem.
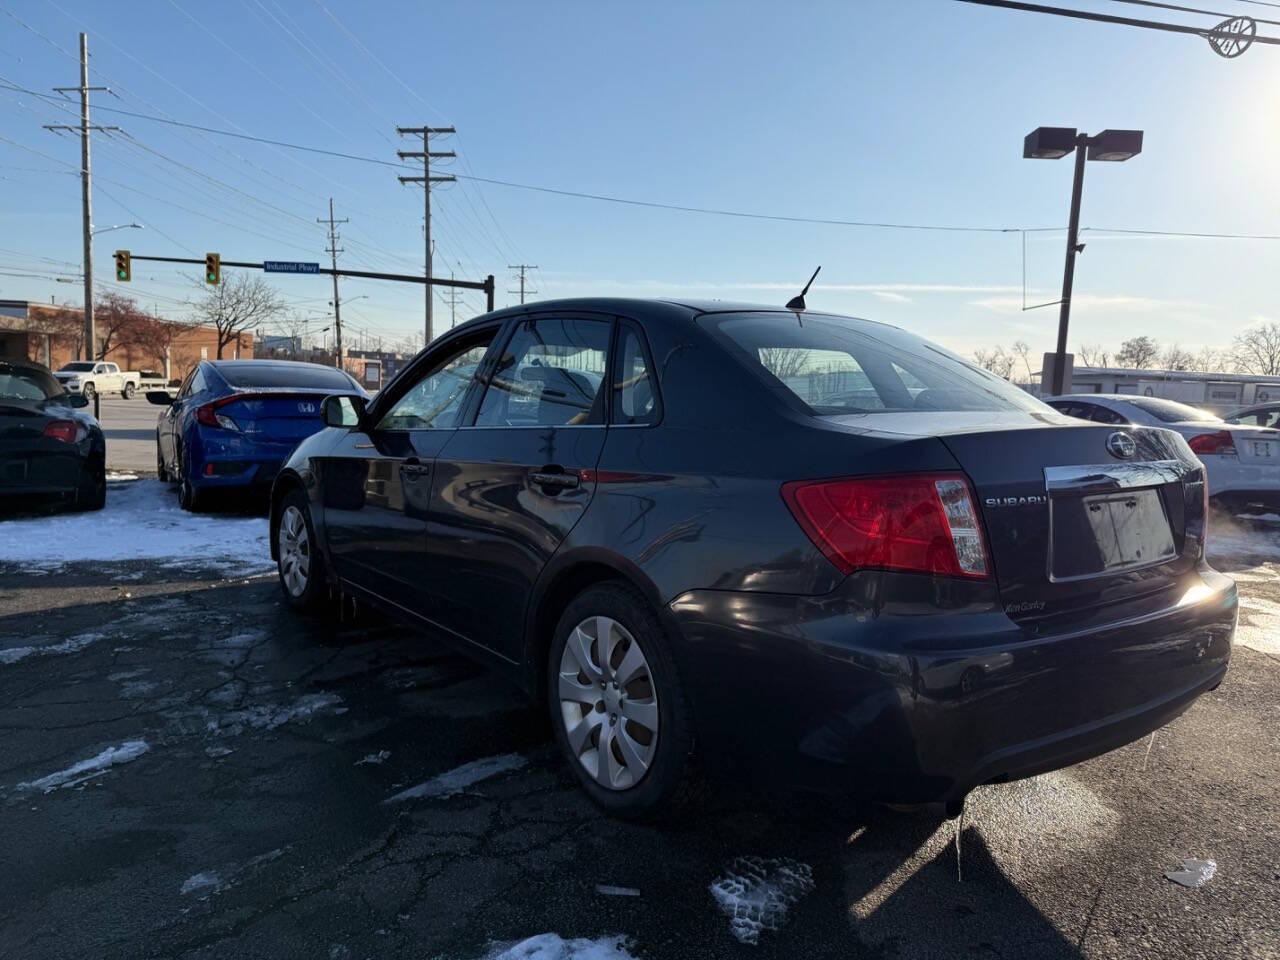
[297,401,316,414]
[1106,431,1137,459]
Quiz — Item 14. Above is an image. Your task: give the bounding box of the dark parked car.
[150,359,366,511]
[269,299,1236,818]
[0,358,105,510]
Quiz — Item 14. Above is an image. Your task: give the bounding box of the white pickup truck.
[54,361,169,400]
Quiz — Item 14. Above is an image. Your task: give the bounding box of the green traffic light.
[118,271,126,280]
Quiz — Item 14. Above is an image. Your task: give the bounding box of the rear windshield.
[216,363,357,390]
[708,312,1047,415]
[59,362,95,372]
[1123,396,1219,423]
[0,363,62,401]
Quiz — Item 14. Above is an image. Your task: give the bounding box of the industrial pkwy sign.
[263,261,320,274]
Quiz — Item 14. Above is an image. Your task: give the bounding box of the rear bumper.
[1,441,90,497]
[668,568,1236,805]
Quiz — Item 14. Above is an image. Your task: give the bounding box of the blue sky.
[2,0,1279,359]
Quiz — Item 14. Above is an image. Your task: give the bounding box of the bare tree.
[41,306,86,361]
[1191,346,1224,373]
[973,346,1015,380]
[1232,321,1280,376]
[193,274,285,359]
[1010,340,1034,382]
[94,290,147,360]
[1115,336,1160,369]
[1159,343,1195,372]
[1077,342,1110,368]
[758,347,811,381]
[124,312,196,373]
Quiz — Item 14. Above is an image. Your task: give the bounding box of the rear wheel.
[74,456,106,511]
[123,383,136,399]
[177,449,204,512]
[277,490,327,611]
[548,582,696,820]
[81,382,95,401]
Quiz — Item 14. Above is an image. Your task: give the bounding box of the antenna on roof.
[786,266,821,311]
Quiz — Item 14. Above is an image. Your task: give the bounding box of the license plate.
[1050,487,1176,581]
[1249,440,1274,458]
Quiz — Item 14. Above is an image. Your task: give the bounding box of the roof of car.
[207,359,344,369]
[459,296,888,328]
[0,357,52,373]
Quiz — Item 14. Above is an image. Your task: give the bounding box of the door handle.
[532,469,581,492]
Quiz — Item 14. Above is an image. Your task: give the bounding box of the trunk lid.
[216,391,334,445]
[837,412,1206,625]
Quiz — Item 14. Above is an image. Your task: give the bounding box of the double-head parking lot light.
[1024,127,1144,395]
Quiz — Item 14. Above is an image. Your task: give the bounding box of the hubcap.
[277,505,311,597]
[558,615,658,791]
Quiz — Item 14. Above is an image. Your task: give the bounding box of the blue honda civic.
[150,359,367,511]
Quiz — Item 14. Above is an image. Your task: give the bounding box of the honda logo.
[1106,431,1137,459]
[297,401,316,414]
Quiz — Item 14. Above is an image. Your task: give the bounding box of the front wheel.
[156,436,168,483]
[277,490,327,611]
[548,582,697,820]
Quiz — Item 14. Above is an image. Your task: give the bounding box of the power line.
[1106,0,1280,25]
[955,0,1280,51]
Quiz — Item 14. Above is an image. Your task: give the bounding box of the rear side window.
[1225,408,1280,428]
[475,317,610,427]
[1125,396,1219,423]
[0,364,60,400]
[217,362,356,390]
[611,325,660,425]
[709,313,1046,415]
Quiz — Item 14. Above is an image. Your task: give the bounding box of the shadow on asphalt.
[0,574,1085,959]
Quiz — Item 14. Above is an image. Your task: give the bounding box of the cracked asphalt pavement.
[1,516,1278,959]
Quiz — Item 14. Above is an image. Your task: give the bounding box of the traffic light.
[205,252,221,285]
[114,250,131,282]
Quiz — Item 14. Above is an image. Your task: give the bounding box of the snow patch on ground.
[384,753,527,804]
[179,848,285,898]
[709,856,815,945]
[356,750,391,766]
[0,631,103,666]
[1234,593,1280,655]
[208,693,345,736]
[0,478,270,576]
[17,740,149,793]
[1208,517,1280,565]
[479,934,638,960]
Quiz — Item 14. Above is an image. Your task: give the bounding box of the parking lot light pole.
[1024,127,1143,395]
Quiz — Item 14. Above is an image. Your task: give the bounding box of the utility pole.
[45,34,117,360]
[508,264,538,305]
[317,197,348,368]
[442,271,464,329]
[396,125,455,345]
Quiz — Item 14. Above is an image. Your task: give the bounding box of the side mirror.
[323,394,367,429]
[146,390,174,406]
[66,393,90,409]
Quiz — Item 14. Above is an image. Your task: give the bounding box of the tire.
[81,382,95,401]
[74,456,106,511]
[276,489,327,612]
[177,449,204,512]
[123,383,136,399]
[548,582,697,820]
[155,435,169,483]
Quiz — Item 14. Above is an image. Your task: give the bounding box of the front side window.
[474,317,610,427]
[612,325,660,425]
[376,333,494,431]
[708,312,1047,416]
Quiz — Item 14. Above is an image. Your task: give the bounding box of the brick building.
[0,299,251,381]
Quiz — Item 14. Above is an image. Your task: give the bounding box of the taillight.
[781,473,990,579]
[1188,430,1236,456]
[43,420,83,444]
[195,399,241,431]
